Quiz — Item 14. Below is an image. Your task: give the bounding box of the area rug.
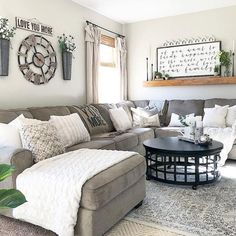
[127,164,236,236]
[106,219,183,236]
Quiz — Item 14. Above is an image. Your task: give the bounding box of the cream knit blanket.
[13,149,137,236]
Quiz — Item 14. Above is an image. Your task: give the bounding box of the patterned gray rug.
[128,162,236,236]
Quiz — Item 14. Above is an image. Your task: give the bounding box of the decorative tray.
[178,136,195,144]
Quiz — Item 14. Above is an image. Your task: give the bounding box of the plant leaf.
[0,189,27,209]
[0,164,15,182]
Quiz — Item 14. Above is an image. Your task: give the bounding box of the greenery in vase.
[0,18,16,40]
[218,50,231,75]
[155,71,163,79]
[58,34,76,53]
[214,65,220,75]
[0,164,26,209]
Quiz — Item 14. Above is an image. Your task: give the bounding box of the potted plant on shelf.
[155,71,163,80]
[58,34,76,80]
[0,17,16,76]
[0,164,26,209]
[218,50,231,77]
[214,65,220,76]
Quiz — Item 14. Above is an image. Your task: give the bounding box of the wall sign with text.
[157,41,221,78]
[15,17,53,36]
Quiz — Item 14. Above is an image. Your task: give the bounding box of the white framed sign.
[157,41,221,78]
[15,17,53,36]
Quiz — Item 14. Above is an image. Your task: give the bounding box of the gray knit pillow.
[20,122,65,163]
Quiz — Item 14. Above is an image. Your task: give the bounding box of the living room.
[0,0,236,235]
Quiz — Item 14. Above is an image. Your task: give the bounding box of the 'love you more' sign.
[15,17,53,36]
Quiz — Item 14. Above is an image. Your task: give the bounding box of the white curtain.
[116,37,128,101]
[85,24,101,104]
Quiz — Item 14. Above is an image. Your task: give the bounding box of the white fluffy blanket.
[204,127,236,165]
[13,149,137,236]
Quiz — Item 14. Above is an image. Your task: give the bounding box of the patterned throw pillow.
[50,113,90,147]
[73,105,108,135]
[20,122,65,163]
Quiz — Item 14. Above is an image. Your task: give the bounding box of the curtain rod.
[86,20,125,38]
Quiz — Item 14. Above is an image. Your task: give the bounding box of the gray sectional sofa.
[0,98,236,236]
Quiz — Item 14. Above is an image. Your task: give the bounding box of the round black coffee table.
[143,137,223,189]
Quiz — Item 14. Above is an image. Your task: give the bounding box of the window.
[98,35,120,103]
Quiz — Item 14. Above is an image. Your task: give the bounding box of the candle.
[233,40,235,53]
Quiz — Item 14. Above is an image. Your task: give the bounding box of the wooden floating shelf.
[143,76,236,87]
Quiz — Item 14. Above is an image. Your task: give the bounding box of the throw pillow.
[73,105,108,135]
[10,114,41,130]
[215,105,236,127]
[0,123,22,148]
[131,107,160,127]
[203,106,228,128]
[20,122,65,163]
[139,114,160,127]
[109,107,132,131]
[50,113,90,147]
[168,113,195,127]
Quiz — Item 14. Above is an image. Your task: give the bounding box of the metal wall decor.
[157,41,221,78]
[18,34,57,85]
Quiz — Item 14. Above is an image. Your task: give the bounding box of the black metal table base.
[145,151,221,189]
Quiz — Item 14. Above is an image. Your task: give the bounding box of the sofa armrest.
[0,147,33,188]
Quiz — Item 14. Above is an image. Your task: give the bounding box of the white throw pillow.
[215,105,236,127]
[139,114,160,127]
[0,123,22,148]
[50,113,90,147]
[131,107,160,127]
[203,106,228,128]
[168,113,195,127]
[10,114,41,130]
[109,107,132,131]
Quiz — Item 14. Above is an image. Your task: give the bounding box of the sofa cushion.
[204,98,236,108]
[166,100,204,125]
[80,154,146,210]
[155,127,183,138]
[66,140,115,152]
[0,109,33,124]
[128,128,155,144]
[92,104,116,132]
[28,106,71,121]
[92,132,139,151]
[68,105,108,135]
[132,100,149,108]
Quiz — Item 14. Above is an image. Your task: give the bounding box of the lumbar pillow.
[0,123,22,148]
[20,122,65,163]
[131,107,160,127]
[50,113,90,147]
[203,106,228,128]
[215,105,236,127]
[72,105,108,135]
[139,114,160,127]
[168,113,195,127]
[109,107,132,131]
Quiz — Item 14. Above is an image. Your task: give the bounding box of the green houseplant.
[58,34,76,80]
[0,164,26,209]
[0,17,16,76]
[218,50,231,77]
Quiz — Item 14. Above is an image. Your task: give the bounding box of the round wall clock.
[18,34,57,85]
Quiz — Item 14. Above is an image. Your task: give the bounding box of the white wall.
[125,6,236,101]
[0,0,122,108]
